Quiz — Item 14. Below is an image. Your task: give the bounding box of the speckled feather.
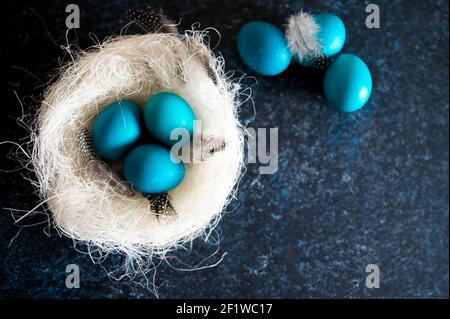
[78,128,96,161]
[77,128,135,197]
[312,53,329,69]
[147,193,176,217]
[200,135,226,161]
[126,7,178,34]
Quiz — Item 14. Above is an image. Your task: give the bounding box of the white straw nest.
[31,32,244,259]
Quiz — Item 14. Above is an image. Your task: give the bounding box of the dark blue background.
[0,0,448,298]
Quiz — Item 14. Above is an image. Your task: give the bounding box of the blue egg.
[123,144,185,194]
[299,13,346,67]
[323,53,373,112]
[144,92,196,147]
[91,100,142,160]
[237,21,292,76]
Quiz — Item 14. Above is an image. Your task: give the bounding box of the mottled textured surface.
[0,0,448,298]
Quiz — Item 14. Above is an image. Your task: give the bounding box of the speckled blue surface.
[0,0,448,298]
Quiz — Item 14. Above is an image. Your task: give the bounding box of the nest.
[31,31,244,260]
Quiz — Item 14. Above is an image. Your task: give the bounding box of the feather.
[78,129,135,197]
[200,135,226,161]
[126,7,178,34]
[285,11,323,63]
[185,39,219,85]
[147,193,176,217]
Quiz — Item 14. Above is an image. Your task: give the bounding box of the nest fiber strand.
[32,32,244,258]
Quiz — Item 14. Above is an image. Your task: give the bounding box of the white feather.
[285,11,323,62]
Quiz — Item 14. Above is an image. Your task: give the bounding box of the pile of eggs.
[91,92,196,194]
[237,13,372,113]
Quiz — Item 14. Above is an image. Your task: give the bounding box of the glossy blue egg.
[144,92,196,147]
[299,13,346,67]
[91,100,142,160]
[315,13,346,57]
[237,21,292,76]
[123,144,185,194]
[323,53,373,112]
